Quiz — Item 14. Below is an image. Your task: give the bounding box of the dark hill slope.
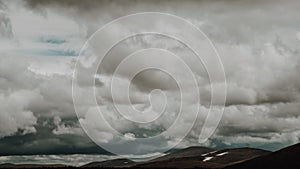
[137,147,270,168]
[224,143,300,169]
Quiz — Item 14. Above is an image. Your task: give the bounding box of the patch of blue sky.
[37,49,78,57]
[38,36,67,44]
[5,49,78,58]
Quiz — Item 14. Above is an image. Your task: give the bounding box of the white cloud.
[297,32,300,41]
[124,133,136,141]
[52,116,83,135]
[0,90,39,137]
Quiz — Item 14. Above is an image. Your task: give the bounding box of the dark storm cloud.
[0,116,110,155]
[0,133,109,156]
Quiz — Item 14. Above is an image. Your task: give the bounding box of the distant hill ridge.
[0,163,68,168]
[1,143,299,169]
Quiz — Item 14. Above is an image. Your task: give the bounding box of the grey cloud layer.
[0,0,299,155]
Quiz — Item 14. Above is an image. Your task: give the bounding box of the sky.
[0,0,300,157]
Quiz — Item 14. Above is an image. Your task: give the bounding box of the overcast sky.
[0,0,300,156]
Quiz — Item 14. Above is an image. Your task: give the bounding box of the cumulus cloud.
[52,116,83,135]
[0,89,39,137]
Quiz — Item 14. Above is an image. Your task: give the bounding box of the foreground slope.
[135,147,270,168]
[224,143,300,169]
[150,146,215,162]
[81,158,136,168]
